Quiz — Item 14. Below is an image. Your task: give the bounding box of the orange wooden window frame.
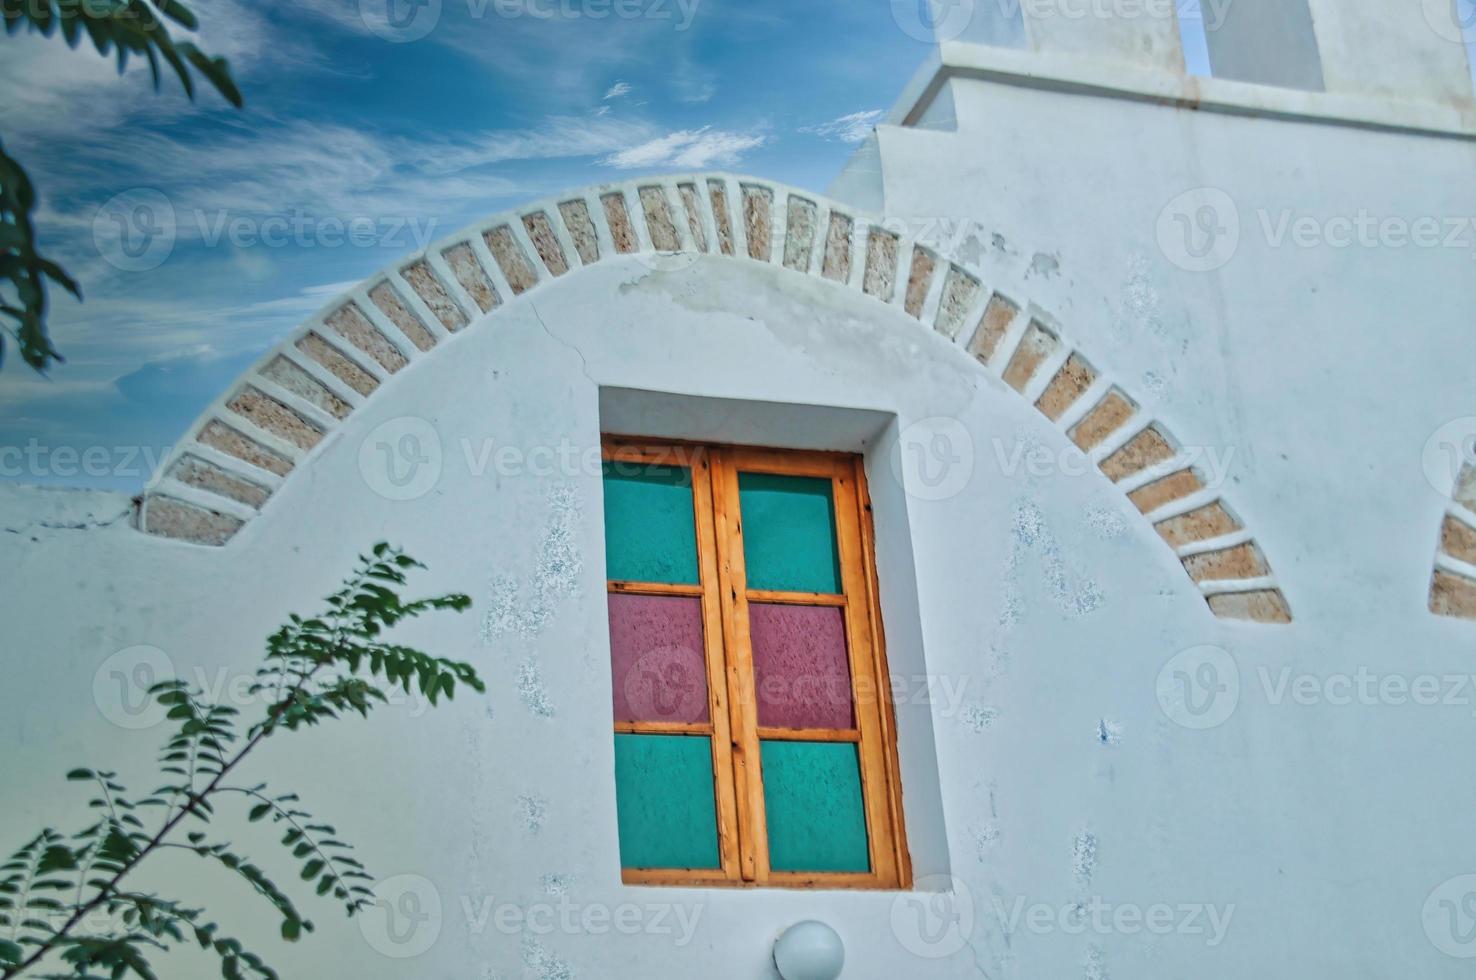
[604,435,912,890]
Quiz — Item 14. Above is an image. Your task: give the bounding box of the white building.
[5,2,1476,976]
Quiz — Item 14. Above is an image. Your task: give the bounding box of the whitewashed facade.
[5,4,1476,976]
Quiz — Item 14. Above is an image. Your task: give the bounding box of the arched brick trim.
[1429,467,1476,619]
[137,173,1292,624]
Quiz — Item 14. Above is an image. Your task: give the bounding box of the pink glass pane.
[749,603,854,730]
[609,593,709,724]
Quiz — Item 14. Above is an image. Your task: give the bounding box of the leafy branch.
[0,544,482,978]
[1,0,244,372]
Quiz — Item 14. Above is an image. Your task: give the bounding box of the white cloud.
[603,81,633,100]
[602,128,768,170]
[801,109,885,144]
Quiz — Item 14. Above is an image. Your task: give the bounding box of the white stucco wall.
[5,220,1474,976]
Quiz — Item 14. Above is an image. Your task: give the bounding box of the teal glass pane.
[613,733,720,870]
[737,473,841,594]
[602,462,699,585]
[761,740,870,873]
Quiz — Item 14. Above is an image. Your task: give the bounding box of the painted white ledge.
[888,42,1476,142]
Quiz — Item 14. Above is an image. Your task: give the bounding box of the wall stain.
[517,659,555,718]
[517,794,548,836]
[480,483,584,642]
[1006,501,1105,618]
[522,938,575,980]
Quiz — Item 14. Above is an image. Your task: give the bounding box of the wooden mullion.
[745,588,847,607]
[724,445,845,480]
[711,448,768,883]
[856,456,913,886]
[755,727,861,743]
[614,720,712,736]
[602,438,710,473]
[831,463,901,888]
[608,580,704,597]
[691,452,743,884]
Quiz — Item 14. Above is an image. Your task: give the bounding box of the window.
[601,437,911,889]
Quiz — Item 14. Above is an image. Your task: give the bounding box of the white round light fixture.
[773,920,844,980]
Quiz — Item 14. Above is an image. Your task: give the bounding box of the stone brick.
[1441,515,1476,564]
[1455,464,1476,512]
[1182,542,1269,582]
[484,225,539,294]
[639,187,681,252]
[1035,353,1097,421]
[1100,425,1175,481]
[326,302,407,374]
[144,495,244,546]
[296,333,378,397]
[904,247,936,318]
[707,180,734,256]
[521,211,569,276]
[440,243,499,314]
[966,294,1019,364]
[783,196,818,272]
[260,356,350,420]
[226,387,324,451]
[369,282,436,352]
[401,260,466,331]
[1156,502,1242,547]
[821,213,853,282]
[1431,570,1476,617]
[197,421,292,477]
[1209,589,1292,623]
[863,228,898,300]
[558,200,600,264]
[169,455,270,509]
[1002,320,1060,392]
[677,183,707,252]
[1128,469,1204,513]
[601,193,638,254]
[741,185,773,261]
[1071,390,1138,451]
[934,266,981,339]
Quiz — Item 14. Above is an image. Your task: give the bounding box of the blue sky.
[0,0,930,489]
[3,0,1474,491]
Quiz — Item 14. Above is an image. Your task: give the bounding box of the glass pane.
[602,462,699,585]
[750,603,853,730]
[761,740,870,873]
[737,472,841,594]
[613,734,720,870]
[608,593,709,724]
